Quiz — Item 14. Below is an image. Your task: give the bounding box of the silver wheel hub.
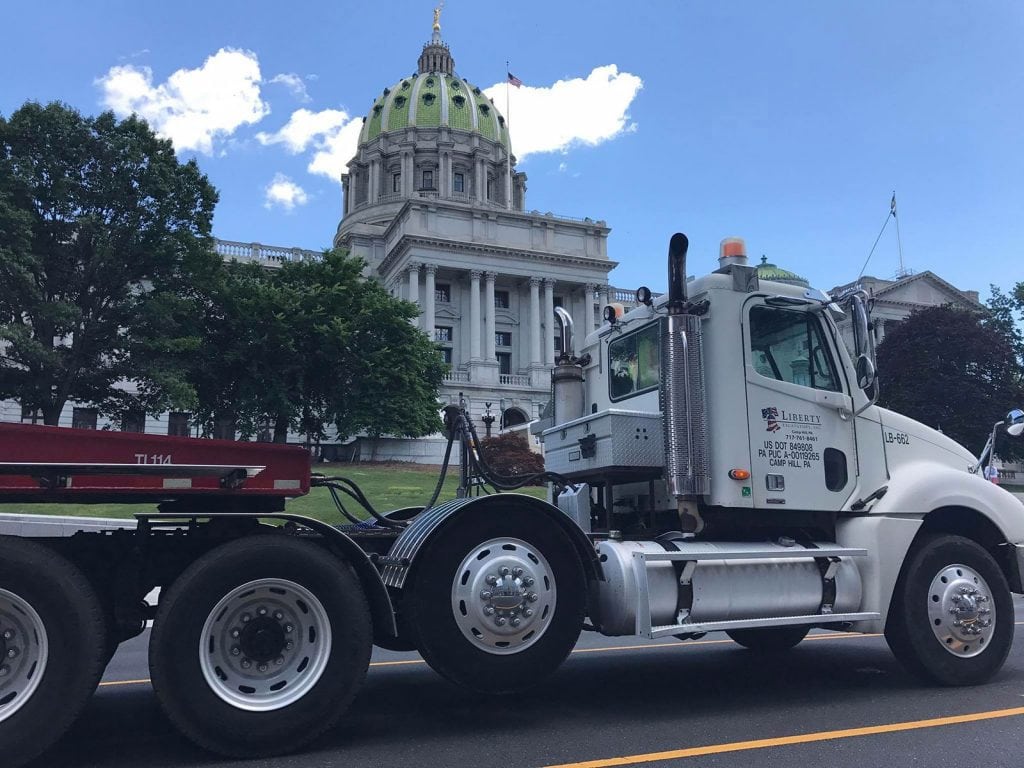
[451,537,556,655]
[927,564,995,658]
[0,588,48,724]
[200,578,332,711]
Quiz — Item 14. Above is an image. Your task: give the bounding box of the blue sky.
[2,1,1022,297]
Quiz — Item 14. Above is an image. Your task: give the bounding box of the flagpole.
[506,60,512,210]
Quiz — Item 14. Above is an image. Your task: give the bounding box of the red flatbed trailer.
[0,422,311,507]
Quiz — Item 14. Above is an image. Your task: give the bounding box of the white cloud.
[269,73,312,103]
[256,108,363,183]
[97,48,270,155]
[484,64,642,160]
[264,173,309,211]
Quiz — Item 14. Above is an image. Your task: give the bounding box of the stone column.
[543,278,555,366]
[424,264,436,335]
[597,286,609,330]
[529,277,541,366]
[368,159,378,204]
[407,263,419,305]
[469,270,482,360]
[476,158,486,203]
[484,272,497,361]
[402,152,413,196]
[584,283,598,333]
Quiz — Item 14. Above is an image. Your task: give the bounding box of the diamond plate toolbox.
[542,409,664,478]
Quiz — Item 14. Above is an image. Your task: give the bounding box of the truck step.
[632,544,867,564]
[649,611,882,639]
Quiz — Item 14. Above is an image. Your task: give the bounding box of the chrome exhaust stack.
[552,306,585,424]
[660,233,709,532]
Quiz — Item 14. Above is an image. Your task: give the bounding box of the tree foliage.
[877,304,1024,461]
[161,249,446,444]
[0,101,220,424]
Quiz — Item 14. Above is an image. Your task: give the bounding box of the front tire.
[149,536,372,757]
[0,538,107,768]
[405,505,586,694]
[885,534,1013,686]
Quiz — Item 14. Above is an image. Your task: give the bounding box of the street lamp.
[482,402,496,438]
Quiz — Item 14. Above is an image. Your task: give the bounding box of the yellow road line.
[542,707,1024,768]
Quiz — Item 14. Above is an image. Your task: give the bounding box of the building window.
[213,416,236,441]
[453,172,464,193]
[121,409,145,433]
[20,404,42,424]
[422,170,434,190]
[72,407,98,430]
[497,352,512,375]
[435,325,453,342]
[494,290,510,309]
[440,347,453,366]
[486,178,493,199]
[392,172,401,193]
[495,331,512,347]
[435,283,451,303]
[168,412,191,437]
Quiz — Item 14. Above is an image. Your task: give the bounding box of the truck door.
[743,300,857,511]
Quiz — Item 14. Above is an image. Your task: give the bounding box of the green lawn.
[0,462,547,523]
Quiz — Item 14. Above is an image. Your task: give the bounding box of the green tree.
[0,101,219,425]
[986,284,1024,366]
[877,305,1024,461]
[176,249,445,445]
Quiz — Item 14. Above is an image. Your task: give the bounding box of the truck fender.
[838,462,1024,632]
[148,513,397,643]
[379,494,602,591]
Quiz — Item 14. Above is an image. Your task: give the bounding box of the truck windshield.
[750,305,841,392]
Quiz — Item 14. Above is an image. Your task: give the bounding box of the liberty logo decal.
[762,407,781,433]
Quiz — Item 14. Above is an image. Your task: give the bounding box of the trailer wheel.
[0,538,106,768]
[726,625,809,652]
[885,534,1013,686]
[149,535,372,757]
[405,507,586,694]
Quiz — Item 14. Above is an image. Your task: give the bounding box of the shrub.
[479,432,544,483]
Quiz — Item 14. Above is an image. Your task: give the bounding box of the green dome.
[756,255,809,287]
[359,74,510,150]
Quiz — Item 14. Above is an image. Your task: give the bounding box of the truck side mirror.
[855,354,876,391]
[1007,408,1024,438]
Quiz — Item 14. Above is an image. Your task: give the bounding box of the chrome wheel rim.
[200,578,332,711]
[927,563,995,658]
[0,587,49,723]
[451,537,557,655]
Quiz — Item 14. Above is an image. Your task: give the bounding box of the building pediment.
[873,271,981,309]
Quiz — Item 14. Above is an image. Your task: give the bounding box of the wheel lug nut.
[0,666,8,677]
[241,613,252,623]
[512,567,524,578]
[285,641,294,651]
[6,648,17,659]
[241,659,252,669]
[510,617,521,627]
[257,607,268,617]
[495,616,507,626]
[2,630,12,641]
[486,575,498,586]
[480,590,492,600]
[527,593,538,603]
[500,566,510,577]
[284,624,294,633]
[275,657,284,666]
[274,611,284,621]
[230,628,241,638]
[257,663,268,672]
[231,646,241,656]
[523,608,533,617]
[484,606,496,616]
[523,577,535,587]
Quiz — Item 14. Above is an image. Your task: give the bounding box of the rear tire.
[727,625,809,652]
[405,505,586,694]
[885,534,1013,686]
[149,536,372,757]
[0,538,106,768]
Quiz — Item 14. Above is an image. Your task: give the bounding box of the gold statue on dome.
[433,2,443,32]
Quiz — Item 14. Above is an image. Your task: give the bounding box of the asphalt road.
[36,597,1024,768]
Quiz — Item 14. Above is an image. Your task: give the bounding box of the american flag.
[507,72,523,88]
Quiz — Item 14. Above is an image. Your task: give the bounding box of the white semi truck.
[1,232,1022,766]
